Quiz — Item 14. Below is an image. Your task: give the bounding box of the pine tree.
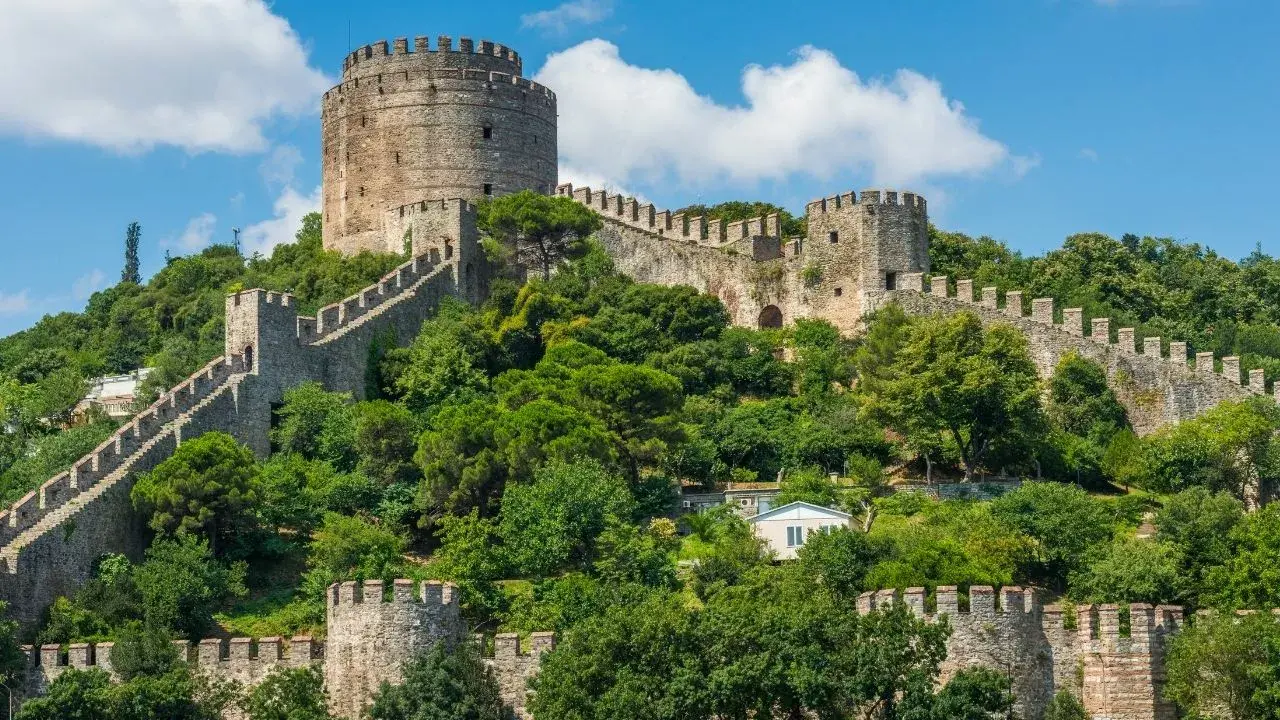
[122,221,142,284]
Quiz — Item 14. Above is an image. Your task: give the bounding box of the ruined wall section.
[871,274,1269,435]
[323,36,557,254]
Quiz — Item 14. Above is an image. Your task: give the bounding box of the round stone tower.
[321,36,559,255]
[324,579,463,718]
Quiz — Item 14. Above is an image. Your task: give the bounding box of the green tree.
[131,536,247,641]
[1141,397,1280,501]
[1068,537,1182,604]
[991,482,1111,590]
[478,190,602,281]
[303,513,407,597]
[1156,487,1244,605]
[796,526,882,599]
[271,384,357,471]
[865,311,1046,481]
[368,642,507,720]
[354,400,420,486]
[1164,610,1280,720]
[1046,352,1127,439]
[15,669,114,720]
[108,622,182,681]
[1041,690,1088,720]
[775,466,844,509]
[123,222,142,285]
[130,432,261,553]
[1204,503,1280,608]
[241,666,332,720]
[499,460,635,578]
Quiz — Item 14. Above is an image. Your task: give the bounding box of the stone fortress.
[2,33,1277,719]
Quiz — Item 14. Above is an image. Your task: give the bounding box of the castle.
[3,34,1277,719]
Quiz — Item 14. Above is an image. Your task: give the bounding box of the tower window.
[834,287,843,297]
[394,152,400,165]
[482,125,493,139]
[828,231,839,244]
[359,186,365,197]
[483,183,493,195]
[885,272,897,290]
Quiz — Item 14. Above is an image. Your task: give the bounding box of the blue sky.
[0,0,1276,335]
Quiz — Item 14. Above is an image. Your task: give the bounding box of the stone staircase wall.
[1,244,470,632]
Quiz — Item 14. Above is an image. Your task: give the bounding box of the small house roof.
[746,500,851,523]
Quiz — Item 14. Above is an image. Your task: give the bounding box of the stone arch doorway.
[758,305,783,329]
[243,344,254,371]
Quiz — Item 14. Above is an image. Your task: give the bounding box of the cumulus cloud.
[166,213,219,253]
[0,0,331,153]
[240,186,321,257]
[0,291,30,316]
[72,269,107,300]
[522,0,614,33]
[260,145,304,188]
[536,40,1025,190]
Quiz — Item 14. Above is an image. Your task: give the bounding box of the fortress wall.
[860,587,1174,720]
[481,632,555,719]
[870,277,1260,435]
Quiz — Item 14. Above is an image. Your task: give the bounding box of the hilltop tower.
[321,36,558,255]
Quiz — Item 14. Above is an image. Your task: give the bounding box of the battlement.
[805,188,927,216]
[327,578,460,607]
[186,635,319,668]
[342,35,521,76]
[556,183,783,259]
[323,66,556,105]
[896,274,1277,404]
[0,353,245,554]
[856,585,1040,617]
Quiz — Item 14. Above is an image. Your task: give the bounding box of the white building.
[746,501,853,561]
[75,368,153,420]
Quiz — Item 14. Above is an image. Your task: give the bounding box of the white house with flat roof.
[746,501,853,560]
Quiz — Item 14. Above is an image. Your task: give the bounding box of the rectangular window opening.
[786,526,805,547]
[483,183,493,195]
[828,230,839,244]
[482,126,493,139]
[885,272,897,290]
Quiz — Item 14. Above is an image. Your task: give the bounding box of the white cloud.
[0,291,30,316]
[1011,153,1042,178]
[72,269,107,300]
[166,213,218,253]
[0,0,331,153]
[536,40,1026,191]
[240,186,321,257]
[522,0,614,33]
[1079,147,1099,162]
[230,191,246,210]
[260,144,304,188]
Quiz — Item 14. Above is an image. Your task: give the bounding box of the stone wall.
[870,274,1272,435]
[557,183,928,334]
[322,36,557,254]
[858,586,1182,720]
[0,202,482,633]
[18,580,546,720]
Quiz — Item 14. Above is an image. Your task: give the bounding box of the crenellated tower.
[321,36,558,255]
[324,579,464,719]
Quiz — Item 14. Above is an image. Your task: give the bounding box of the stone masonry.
[1,31,1273,720]
[19,579,549,719]
[322,36,557,254]
[858,587,1183,720]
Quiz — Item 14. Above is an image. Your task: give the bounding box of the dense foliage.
[5,198,1280,717]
